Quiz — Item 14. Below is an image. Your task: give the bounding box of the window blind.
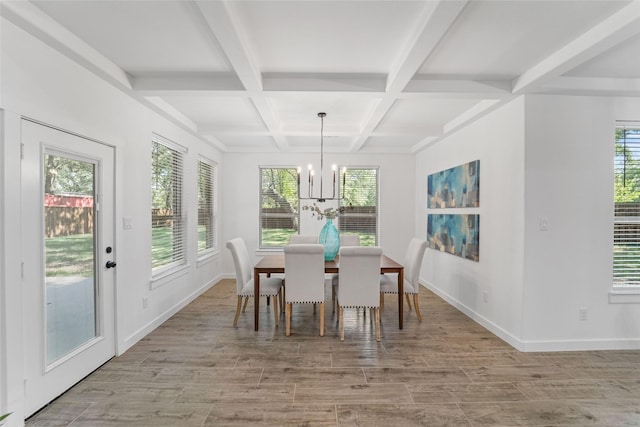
[151,138,185,270]
[198,158,216,253]
[259,167,299,248]
[339,167,378,246]
[613,126,640,286]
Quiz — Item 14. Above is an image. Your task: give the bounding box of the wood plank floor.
[27,279,640,426]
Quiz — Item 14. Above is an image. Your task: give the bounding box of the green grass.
[261,228,376,247]
[45,234,94,277]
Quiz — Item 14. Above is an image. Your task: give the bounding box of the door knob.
[105,260,117,269]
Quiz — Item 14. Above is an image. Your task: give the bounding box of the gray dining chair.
[226,238,282,326]
[283,244,326,337]
[336,246,383,341]
[331,234,360,311]
[380,238,428,321]
[289,234,318,244]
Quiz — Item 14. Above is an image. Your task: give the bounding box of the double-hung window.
[259,167,299,248]
[151,135,186,275]
[339,167,379,246]
[613,124,640,289]
[198,157,217,256]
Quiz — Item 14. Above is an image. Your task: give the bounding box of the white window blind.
[614,125,640,286]
[151,137,186,271]
[339,167,378,246]
[198,158,216,254]
[259,167,299,248]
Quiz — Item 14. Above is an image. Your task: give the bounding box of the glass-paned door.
[22,120,115,417]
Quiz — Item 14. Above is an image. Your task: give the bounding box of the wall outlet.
[579,307,587,321]
[143,296,149,309]
[482,290,489,303]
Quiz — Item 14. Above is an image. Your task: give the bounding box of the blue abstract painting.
[427,160,479,208]
[427,214,479,261]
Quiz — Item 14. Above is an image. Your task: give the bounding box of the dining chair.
[330,234,360,311]
[336,246,383,341]
[226,238,282,326]
[289,234,318,244]
[380,237,428,321]
[283,244,326,337]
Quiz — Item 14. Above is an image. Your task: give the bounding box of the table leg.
[254,269,260,331]
[398,267,404,330]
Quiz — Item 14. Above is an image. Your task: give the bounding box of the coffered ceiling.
[3,0,639,153]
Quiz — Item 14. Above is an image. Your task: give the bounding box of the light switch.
[123,216,134,230]
[539,217,549,231]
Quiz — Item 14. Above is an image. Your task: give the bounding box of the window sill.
[609,287,640,304]
[197,249,219,267]
[150,262,190,290]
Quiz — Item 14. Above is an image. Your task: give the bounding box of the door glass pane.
[44,153,97,364]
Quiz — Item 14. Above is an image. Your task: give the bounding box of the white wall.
[1,18,223,425]
[523,95,640,350]
[417,94,640,352]
[416,97,527,348]
[221,152,416,272]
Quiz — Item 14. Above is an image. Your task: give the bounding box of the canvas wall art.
[427,214,479,261]
[427,160,479,208]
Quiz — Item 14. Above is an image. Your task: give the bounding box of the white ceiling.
[3,0,640,153]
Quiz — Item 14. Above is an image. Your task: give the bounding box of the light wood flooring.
[27,279,640,426]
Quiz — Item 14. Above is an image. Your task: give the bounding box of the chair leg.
[375,307,381,342]
[332,285,336,313]
[286,303,292,336]
[380,293,384,309]
[273,295,279,326]
[233,296,242,325]
[405,293,412,311]
[242,296,249,313]
[319,302,325,337]
[281,286,286,313]
[266,296,270,306]
[313,303,317,314]
[413,294,422,321]
[339,307,344,341]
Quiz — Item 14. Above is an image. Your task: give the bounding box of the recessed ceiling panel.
[420,0,631,78]
[565,32,640,79]
[161,96,266,132]
[266,93,380,135]
[376,98,481,134]
[33,0,231,73]
[229,1,427,73]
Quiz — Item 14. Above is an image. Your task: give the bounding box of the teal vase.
[319,218,340,261]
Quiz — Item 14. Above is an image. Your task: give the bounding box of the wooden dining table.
[253,254,404,331]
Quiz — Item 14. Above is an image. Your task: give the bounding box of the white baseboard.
[422,280,640,352]
[118,274,223,355]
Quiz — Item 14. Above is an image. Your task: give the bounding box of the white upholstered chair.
[336,246,383,341]
[330,234,360,311]
[289,234,318,244]
[226,238,282,326]
[380,238,428,321]
[283,244,326,337]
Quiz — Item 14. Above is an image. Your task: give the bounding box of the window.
[151,136,186,273]
[339,167,379,246]
[613,125,640,287]
[260,167,299,248]
[198,158,216,255]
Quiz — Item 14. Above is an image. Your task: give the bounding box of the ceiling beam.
[194,0,288,150]
[512,0,640,94]
[538,76,640,97]
[132,72,244,92]
[349,0,469,152]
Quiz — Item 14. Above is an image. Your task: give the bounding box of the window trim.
[150,134,188,283]
[258,165,300,249]
[611,122,640,303]
[197,156,218,261]
[338,165,380,246]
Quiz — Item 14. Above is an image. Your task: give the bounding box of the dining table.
[252,253,404,331]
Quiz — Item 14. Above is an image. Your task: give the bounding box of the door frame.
[20,117,118,417]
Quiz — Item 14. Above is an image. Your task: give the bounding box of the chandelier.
[298,112,344,202]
